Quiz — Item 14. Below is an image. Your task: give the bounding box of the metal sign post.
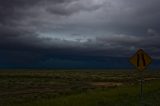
[140,71,143,105]
[130,49,152,106]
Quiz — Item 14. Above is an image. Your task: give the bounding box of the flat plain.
[0,69,160,106]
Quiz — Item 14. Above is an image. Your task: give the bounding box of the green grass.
[18,81,160,106]
[0,69,160,106]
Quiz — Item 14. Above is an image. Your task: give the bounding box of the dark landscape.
[0,69,160,106]
[0,0,160,106]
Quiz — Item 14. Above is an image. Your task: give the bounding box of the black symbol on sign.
[137,53,146,67]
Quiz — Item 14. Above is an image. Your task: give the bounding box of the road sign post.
[140,71,143,105]
[130,49,152,106]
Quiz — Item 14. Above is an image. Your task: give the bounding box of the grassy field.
[0,69,160,106]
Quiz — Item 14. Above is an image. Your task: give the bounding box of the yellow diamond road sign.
[130,49,152,71]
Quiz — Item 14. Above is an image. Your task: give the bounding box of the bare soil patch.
[91,82,123,88]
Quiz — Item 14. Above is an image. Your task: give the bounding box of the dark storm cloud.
[46,0,103,16]
[0,0,160,67]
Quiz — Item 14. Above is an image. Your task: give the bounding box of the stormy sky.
[0,0,160,68]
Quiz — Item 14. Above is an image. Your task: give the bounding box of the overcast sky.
[0,0,160,68]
